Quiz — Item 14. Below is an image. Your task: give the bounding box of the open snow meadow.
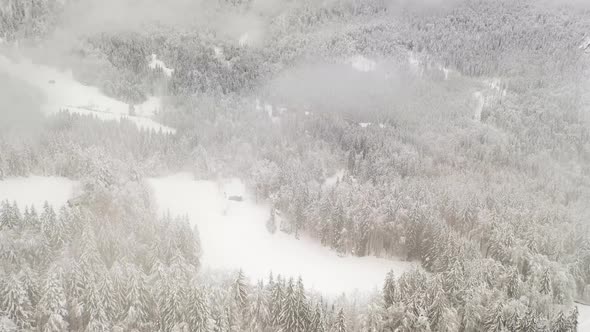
[0,176,77,209]
[148,173,416,295]
[0,53,175,134]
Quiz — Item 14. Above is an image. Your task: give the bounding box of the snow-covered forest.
[1,0,590,331]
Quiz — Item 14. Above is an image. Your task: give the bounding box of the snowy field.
[148,173,416,295]
[0,53,175,134]
[579,303,590,331]
[0,176,77,209]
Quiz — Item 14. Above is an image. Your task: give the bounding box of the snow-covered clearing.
[348,55,376,72]
[148,54,174,77]
[148,173,416,295]
[579,303,590,331]
[323,169,345,189]
[0,176,77,209]
[0,54,175,134]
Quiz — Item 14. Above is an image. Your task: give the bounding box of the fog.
[0,71,43,131]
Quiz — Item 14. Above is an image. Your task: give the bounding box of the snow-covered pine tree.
[0,274,33,330]
[551,310,571,332]
[540,268,552,296]
[383,270,396,308]
[248,280,269,331]
[568,307,578,331]
[483,303,504,332]
[36,269,68,332]
[333,308,347,332]
[309,303,326,332]
[84,276,111,332]
[295,277,311,331]
[0,200,15,229]
[270,274,284,327]
[266,206,277,234]
[233,269,249,311]
[185,285,212,332]
[279,278,298,332]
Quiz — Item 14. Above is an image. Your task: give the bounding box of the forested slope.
[0,0,589,331]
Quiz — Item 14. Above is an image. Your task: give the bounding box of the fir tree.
[267,206,277,234]
[185,286,211,332]
[309,303,326,332]
[36,270,68,332]
[0,274,33,330]
[383,270,396,308]
[270,275,284,327]
[333,308,347,332]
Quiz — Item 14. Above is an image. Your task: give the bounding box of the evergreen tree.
[279,278,298,332]
[36,270,68,332]
[248,280,269,331]
[333,308,346,332]
[185,286,211,332]
[233,270,248,309]
[266,207,277,234]
[551,310,571,332]
[270,275,284,327]
[483,303,504,332]
[309,303,326,332]
[568,307,578,331]
[0,274,33,330]
[540,269,552,296]
[383,270,396,308]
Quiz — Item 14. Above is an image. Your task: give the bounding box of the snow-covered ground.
[0,176,77,209]
[579,303,590,331]
[148,54,174,77]
[348,55,376,72]
[148,173,416,295]
[0,54,175,134]
[324,169,345,188]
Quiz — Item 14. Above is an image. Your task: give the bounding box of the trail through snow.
[148,173,416,295]
[0,54,175,134]
[0,176,77,209]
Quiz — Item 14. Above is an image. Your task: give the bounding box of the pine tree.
[551,310,571,332]
[428,284,448,331]
[248,280,269,331]
[333,308,346,332]
[97,273,119,323]
[568,307,578,331]
[483,303,504,332]
[266,207,277,234]
[383,270,396,308]
[84,277,110,332]
[295,277,311,331]
[185,286,211,332]
[517,309,538,332]
[37,270,68,332]
[540,268,552,296]
[309,303,326,332]
[158,274,186,332]
[279,278,298,332]
[506,268,520,298]
[40,202,57,238]
[232,269,248,310]
[0,200,14,229]
[123,267,153,328]
[0,274,33,330]
[270,275,284,327]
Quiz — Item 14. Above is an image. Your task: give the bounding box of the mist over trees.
[1,0,590,331]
